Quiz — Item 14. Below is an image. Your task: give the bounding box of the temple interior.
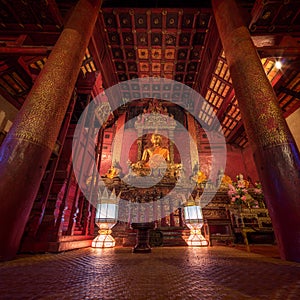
[0,0,300,299]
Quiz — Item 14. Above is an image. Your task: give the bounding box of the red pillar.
[112,112,126,167]
[0,0,102,261]
[187,113,198,172]
[212,0,300,262]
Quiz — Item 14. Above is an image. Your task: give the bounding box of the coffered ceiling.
[101,8,210,86]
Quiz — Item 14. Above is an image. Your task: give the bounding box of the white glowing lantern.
[275,61,282,69]
[183,194,208,247]
[92,188,119,248]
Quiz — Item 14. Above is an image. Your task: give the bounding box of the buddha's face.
[151,134,162,146]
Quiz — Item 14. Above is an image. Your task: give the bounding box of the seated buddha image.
[127,134,182,180]
[217,168,233,189]
[106,166,119,179]
[236,173,249,188]
[195,170,207,184]
[104,163,121,180]
[141,134,170,168]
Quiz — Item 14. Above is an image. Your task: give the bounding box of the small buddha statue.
[217,169,232,190]
[236,173,249,188]
[106,164,120,179]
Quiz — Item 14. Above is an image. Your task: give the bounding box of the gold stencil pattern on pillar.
[224,27,291,148]
[13,31,87,150]
[242,70,291,148]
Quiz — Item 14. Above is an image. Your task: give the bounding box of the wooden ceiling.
[101,8,210,84]
[0,0,299,148]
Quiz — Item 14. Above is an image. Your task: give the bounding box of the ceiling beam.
[0,87,22,110]
[0,46,52,56]
[257,46,300,58]
[1,0,24,28]
[279,87,300,100]
[227,121,244,145]
[214,88,235,121]
[47,0,64,28]
[197,20,222,96]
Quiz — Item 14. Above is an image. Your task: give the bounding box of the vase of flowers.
[253,181,266,208]
[228,174,258,209]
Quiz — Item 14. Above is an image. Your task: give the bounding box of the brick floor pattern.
[0,246,300,300]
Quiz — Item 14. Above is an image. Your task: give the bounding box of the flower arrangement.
[228,174,258,208]
[254,181,263,195]
[253,181,265,208]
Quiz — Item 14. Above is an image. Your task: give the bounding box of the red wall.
[241,145,259,184]
[119,128,138,174]
[224,144,259,185]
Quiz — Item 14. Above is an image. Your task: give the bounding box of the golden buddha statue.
[195,171,207,184]
[236,173,249,188]
[217,168,232,190]
[141,134,170,167]
[128,134,172,177]
[105,164,120,179]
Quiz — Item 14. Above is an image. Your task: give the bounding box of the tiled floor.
[0,246,299,300]
[233,244,281,259]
